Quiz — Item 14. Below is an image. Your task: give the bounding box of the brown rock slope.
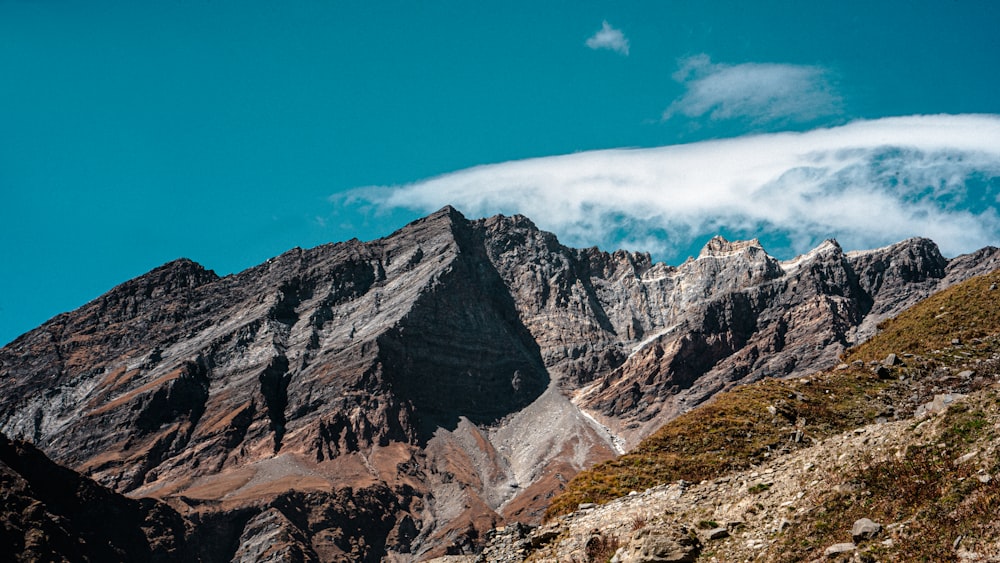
[0,432,197,562]
[0,206,997,559]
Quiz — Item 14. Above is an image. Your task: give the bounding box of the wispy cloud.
[664,54,841,125]
[586,21,629,56]
[341,115,1000,261]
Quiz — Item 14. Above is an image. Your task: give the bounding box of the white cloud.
[664,54,841,125]
[586,21,629,56]
[343,115,1000,260]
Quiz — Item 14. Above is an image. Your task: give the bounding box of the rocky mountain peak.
[848,236,947,288]
[494,268,1000,563]
[697,235,765,258]
[408,203,467,229]
[92,257,219,316]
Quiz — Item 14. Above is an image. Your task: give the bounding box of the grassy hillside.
[844,270,1000,363]
[547,269,1000,520]
[774,388,1000,561]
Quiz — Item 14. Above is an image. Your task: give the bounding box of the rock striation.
[1,206,997,560]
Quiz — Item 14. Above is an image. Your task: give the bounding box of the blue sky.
[3,1,1000,345]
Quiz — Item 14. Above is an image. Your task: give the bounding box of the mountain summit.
[1,207,998,561]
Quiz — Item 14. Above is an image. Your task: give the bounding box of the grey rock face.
[573,236,999,445]
[232,508,317,563]
[474,522,534,563]
[703,527,729,540]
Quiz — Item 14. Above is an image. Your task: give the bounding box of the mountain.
[476,267,1000,562]
[1,206,997,560]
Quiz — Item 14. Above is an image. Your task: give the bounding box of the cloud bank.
[344,115,1000,261]
[586,21,629,55]
[664,54,841,125]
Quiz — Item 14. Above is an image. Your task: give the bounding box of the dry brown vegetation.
[845,269,1000,363]
[546,366,891,518]
[775,392,1000,561]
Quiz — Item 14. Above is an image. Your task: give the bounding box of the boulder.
[612,527,700,563]
[823,542,856,557]
[529,526,560,548]
[873,365,892,379]
[916,393,966,418]
[851,518,882,542]
[703,527,729,540]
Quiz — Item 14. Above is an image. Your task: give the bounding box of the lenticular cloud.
[348,115,1000,260]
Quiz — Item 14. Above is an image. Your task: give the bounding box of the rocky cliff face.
[0,206,997,560]
[469,267,1000,562]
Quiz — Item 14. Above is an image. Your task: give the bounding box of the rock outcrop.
[1,206,997,559]
[0,431,197,562]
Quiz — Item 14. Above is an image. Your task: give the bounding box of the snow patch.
[780,239,839,274]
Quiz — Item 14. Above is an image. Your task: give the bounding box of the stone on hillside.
[873,365,892,379]
[475,522,532,563]
[529,527,560,548]
[957,370,975,379]
[823,542,856,557]
[770,400,797,422]
[916,393,966,418]
[703,527,729,540]
[883,353,901,366]
[955,450,979,465]
[851,518,882,542]
[613,527,700,563]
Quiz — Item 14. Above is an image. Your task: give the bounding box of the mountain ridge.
[1,206,998,560]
